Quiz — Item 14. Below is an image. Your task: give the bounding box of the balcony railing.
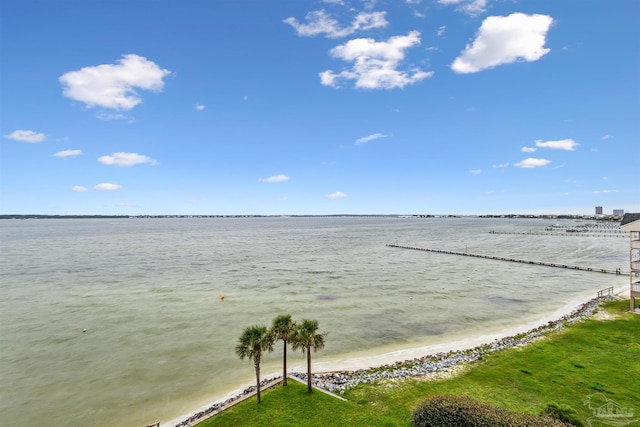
[632,261,640,271]
[632,283,640,293]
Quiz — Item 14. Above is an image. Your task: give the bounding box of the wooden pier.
[489,231,626,238]
[386,244,628,276]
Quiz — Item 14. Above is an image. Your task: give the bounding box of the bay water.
[0,217,628,427]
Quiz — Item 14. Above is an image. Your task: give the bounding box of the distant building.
[620,213,640,312]
[613,209,624,216]
[595,206,603,215]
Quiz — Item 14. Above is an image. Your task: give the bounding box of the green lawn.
[199,300,640,426]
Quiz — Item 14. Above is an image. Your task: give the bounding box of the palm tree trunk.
[306,345,312,393]
[283,340,288,386]
[255,361,261,403]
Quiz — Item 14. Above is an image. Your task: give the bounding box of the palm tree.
[291,319,326,393]
[270,314,296,386]
[235,325,275,403]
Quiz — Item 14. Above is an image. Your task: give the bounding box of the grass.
[198,300,640,426]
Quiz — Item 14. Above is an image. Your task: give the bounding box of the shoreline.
[167,287,628,427]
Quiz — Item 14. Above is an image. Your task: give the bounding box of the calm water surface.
[0,217,628,427]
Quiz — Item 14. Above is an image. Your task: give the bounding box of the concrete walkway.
[177,375,347,426]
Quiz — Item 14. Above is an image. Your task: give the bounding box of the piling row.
[488,231,626,238]
[386,244,628,275]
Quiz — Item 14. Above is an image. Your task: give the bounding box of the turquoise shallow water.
[0,217,628,427]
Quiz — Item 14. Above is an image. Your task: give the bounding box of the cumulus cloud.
[259,174,290,183]
[535,138,578,151]
[72,186,88,192]
[94,183,121,190]
[54,149,82,158]
[59,54,171,111]
[522,146,537,153]
[469,169,482,174]
[98,152,158,167]
[437,26,446,37]
[601,134,613,140]
[451,13,553,74]
[327,191,348,199]
[514,158,551,168]
[320,31,433,89]
[4,130,46,143]
[195,104,205,111]
[355,133,389,145]
[284,10,387,38]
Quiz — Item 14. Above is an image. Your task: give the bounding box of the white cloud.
[535,138,578,151]
[492,163,509,168]
[601,134,613,140]
[469,169,482,174]
[96,111,128,121]
[72,186,88,192]
[327,191,348,199]
[284,10,387,38]
[451,13,553,74]
[94,183,121,190]
[460,0,487,15]
[438,0,487,16]
[54,149,82,158]
[4,129,46,143]
[98,152,158,167]
[355,133,389,145]
[592,189,619,194]
[195,104,206,111]
[59,54,171,111]
[259,174,290,183]
[437,26,446,37]
[320,31,434,89]
[514,158,551,168]
[521,146,537,153]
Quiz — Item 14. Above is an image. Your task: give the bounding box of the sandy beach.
[166,286,630,427]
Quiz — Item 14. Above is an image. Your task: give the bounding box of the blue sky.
[1,0,638,216]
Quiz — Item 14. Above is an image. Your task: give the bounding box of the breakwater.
[386,244,627,275]
[305,296,611,394]
[171,295,612,426]
[173,377,284,427]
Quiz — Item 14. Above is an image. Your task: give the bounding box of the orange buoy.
[220,295,225,301]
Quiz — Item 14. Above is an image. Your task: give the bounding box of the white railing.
[632,283,640,293]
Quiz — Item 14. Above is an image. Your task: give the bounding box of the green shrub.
[411,395,573,427]
[542,403,584,426]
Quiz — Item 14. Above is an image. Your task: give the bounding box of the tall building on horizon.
[613,209,625,216]
[595,206,603,215]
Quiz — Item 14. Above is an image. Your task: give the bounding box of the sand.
[166,286,630,427]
